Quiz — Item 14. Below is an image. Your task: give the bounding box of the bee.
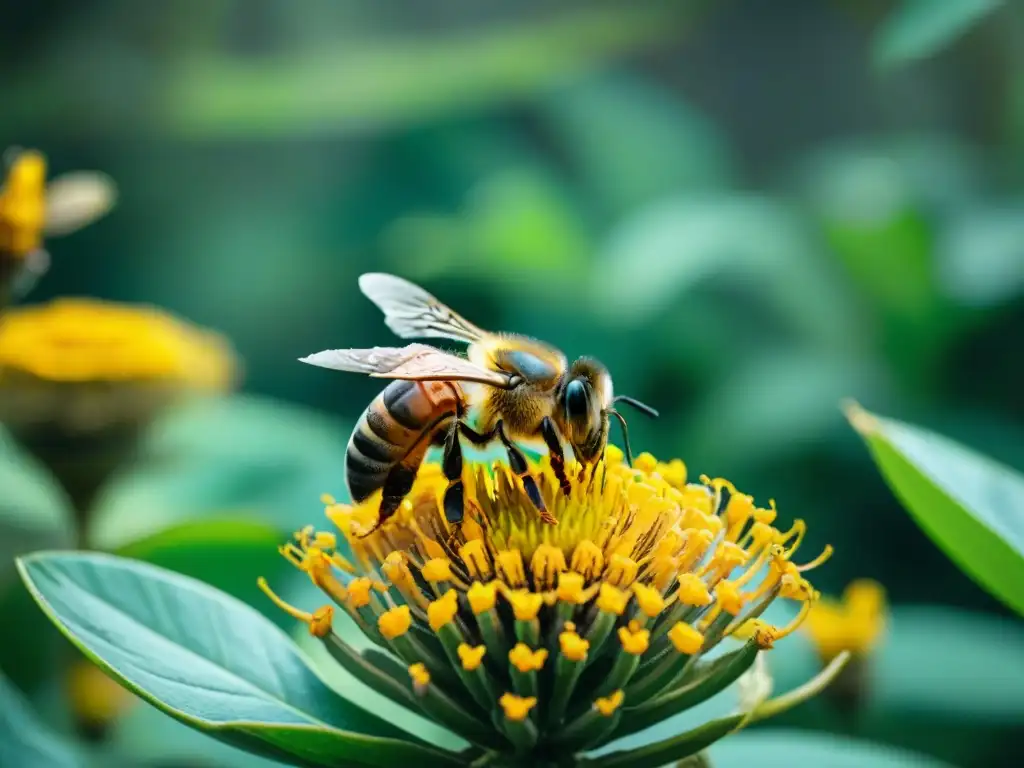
[0,148,116,301]
[301,273,658,535]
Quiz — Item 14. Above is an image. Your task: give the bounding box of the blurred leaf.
[0,671,82,768]
[937,204,1024,306]
[711,730,952,767]
[0,430,74,588]
[113,518,288,618]
[88,395,350,551]
[160,5,694,137]
[593,194,858,347]
[681,350,888,469]
[18,552,460,767]
[112,702,287,768]
[848,405,1024,614]
[543,73,733,212]
[874,0,1002,67]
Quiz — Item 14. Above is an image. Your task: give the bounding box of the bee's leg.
[441,420,465,526]
[494,420,558,526]
[540,416,572,497]
[358,459,418,538]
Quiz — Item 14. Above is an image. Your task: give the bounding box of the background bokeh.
[2,1,1023,766]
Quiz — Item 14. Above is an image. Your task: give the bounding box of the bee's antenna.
[613,395,659,419]
[608,409,634,466]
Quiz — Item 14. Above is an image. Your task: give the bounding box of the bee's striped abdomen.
[345,379,461,506]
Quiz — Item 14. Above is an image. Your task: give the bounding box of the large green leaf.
[89,396,351,551]
[0,671,82,768]
[848,404,1024,614]
[874,0,1003,67]
[17,552,462,768]
[711,730,953,767]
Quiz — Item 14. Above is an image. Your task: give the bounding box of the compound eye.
[564,379,590,420]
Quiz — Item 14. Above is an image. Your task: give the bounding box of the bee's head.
[557,357,658,466]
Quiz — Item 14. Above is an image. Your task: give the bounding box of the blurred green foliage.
[2,0,1024,766]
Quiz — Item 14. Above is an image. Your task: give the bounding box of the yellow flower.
[261,451,831,752]
[0,298,236,433]
[803,579,886,662]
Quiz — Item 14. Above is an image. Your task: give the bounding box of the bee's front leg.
[540,417,572,497]
[493,420,558,526]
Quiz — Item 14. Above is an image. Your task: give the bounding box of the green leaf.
[710,730,954,768]
[874,0,1002,68]
[157,6,693,138]
[88,396,351,551]
[17,552,462,768]
[847,403,1024,614]
[0,670,82,768]
[113,518,289,617]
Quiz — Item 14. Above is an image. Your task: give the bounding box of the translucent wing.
[44,172,117,236]
[10,249,49,299]
[300,343,514,387]
[358,273,487,343]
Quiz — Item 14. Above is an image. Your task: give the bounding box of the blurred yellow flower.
[802,579,886,662]
[0,298,236,433]
[66,658,135,737]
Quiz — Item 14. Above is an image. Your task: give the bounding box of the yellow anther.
[313,531,337,550]
[320,493,336,505]
[309,606,334,638]
[378,606,412,640]
[499,693,537,722]
[531,544,566,590]
[597,583,629,615]
[497,550,526,587]
[715,580,745,616]
[632,583,666,617]
[710,541,748,573]
[617,623,650,655]
[661,458,687,487]
[570,539,604,580]
[459,540,493,581]
[457,644,487,672]
[803,579,886,661]
[605,554,639,587]
[649,555,678,592]
[559,627,590,662]
[467,581,497,614]
[506,589,543,621]
[604,444,624,464]
[382,552,415,588]
[723,493,755,527]
[676,573,713,607]
[594,689,625,716]
[557,572,586,604]
[421,557,453,582]
[427,590,459,631]
[408,663,430,692]
[633,452,658,473]
[735,618,779,649]
[508,643,548,672]
[747,522,778,547]
[347,578,373,608]
[779,573,814,602]
[668,622,704,655]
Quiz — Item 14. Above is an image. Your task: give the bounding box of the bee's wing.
[43,172,117,236]
[10,249,50,299]
[300,343,514,388]
[358,272,487,344]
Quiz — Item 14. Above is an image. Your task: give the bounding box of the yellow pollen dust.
[594,690,625,716]
[509,644,548,673]
[506,589,543,621]
[408,663,430,690]
[427,590,459,631]
[632,583,666,617]
[457,644,487,672]
[617,622,650,656]
[715,580,745,616]
[668,622,704,655]
[347,578,373,608]
[378,605,412,640]
[421,558,453,582]
[597,583,629,615]
[559,626,590,662]
[467,581,497,614]
[499,693,537,722]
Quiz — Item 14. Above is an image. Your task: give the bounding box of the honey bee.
[301,273,658,534]
[0,148,116,300]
